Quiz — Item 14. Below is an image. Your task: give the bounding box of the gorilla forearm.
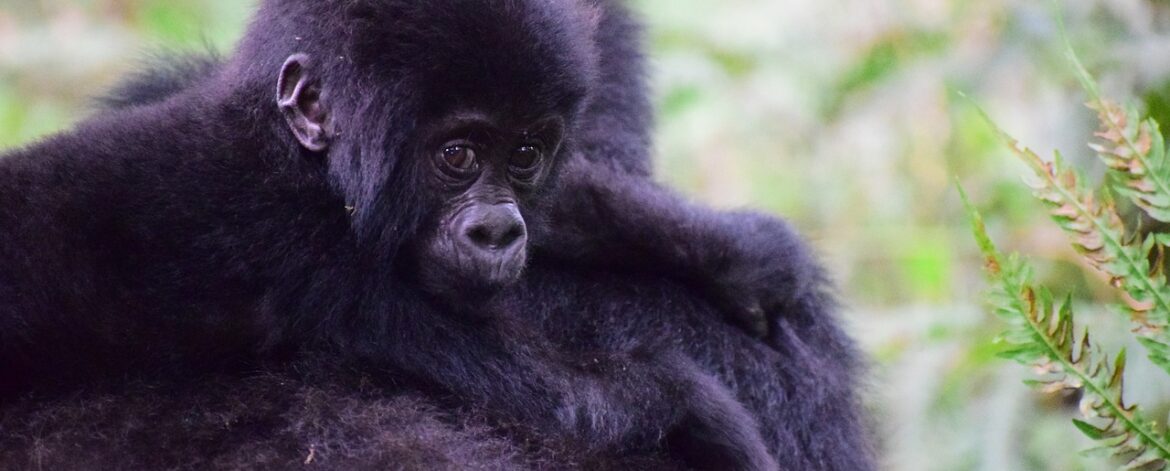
[536,157,830,338]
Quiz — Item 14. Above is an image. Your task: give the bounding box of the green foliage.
[973,104,1170,373]
[963,45,1170,468]
[964,185,1170,468]
[1069,47,1170,225]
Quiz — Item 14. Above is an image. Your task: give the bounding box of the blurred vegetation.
[5,0,1170,469]
[964,55,1170,465]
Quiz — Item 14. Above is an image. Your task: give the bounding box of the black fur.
[0,265,870,470]
[0,0,873,469]
[97,52,223,110]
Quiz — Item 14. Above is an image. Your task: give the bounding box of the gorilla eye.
[441,145,478,172]
[510,145,543,171]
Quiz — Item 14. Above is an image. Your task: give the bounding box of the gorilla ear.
[277,54,330,152]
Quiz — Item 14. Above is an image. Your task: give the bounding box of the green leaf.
[1074,419,1108,440]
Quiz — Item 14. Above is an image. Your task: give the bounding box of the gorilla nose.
[461,203,527,252]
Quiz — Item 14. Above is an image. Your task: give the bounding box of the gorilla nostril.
[467,225,493,247]
[497,224,525,248]
[464,222,524,250]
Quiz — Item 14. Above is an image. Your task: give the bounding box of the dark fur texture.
[0,265,869,470]
[97,52,223,110]
[0,361,695,471]
[0,0,873,469]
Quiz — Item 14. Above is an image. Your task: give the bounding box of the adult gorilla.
[0,0,872,468]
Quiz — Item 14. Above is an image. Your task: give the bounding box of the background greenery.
[4,0,1170,469]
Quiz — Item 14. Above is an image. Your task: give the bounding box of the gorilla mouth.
[419,227,529,299]
[470,240,528,285]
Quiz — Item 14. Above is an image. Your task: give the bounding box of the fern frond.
[1064,40,1170,373]
[1068,49,1170,223]
[970,106,1170,374]
[960,186,1170,468]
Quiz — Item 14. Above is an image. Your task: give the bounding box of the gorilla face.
[270,0,590,297]
[413,113,566,295]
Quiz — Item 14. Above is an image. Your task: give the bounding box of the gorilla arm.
[534,155,832,340]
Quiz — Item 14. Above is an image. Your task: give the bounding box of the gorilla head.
[221,0,603,296]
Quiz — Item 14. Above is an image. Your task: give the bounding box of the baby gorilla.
[0,0,849,468]
[82,5,872,467]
